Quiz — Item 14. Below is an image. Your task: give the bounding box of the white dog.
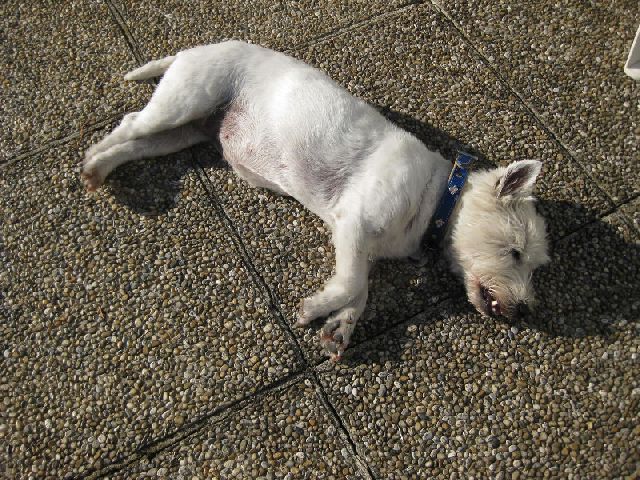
[83,41,550,359]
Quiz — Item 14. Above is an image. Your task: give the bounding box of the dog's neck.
[421,153,475,250]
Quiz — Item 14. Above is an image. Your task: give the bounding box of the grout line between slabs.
[551,192,640,242]
[8,0,636,475]
[1,1,415,168]
[190,156,311,368]
[0,113,128,170]
[56,3,427,476]
[426,0,624,213]
[82,370,308,479]
[310,369,378,480]
[191,155,379,479]
[284,0,425,54]
[105,0,146,65]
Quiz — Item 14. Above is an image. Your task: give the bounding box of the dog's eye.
[511,249,521,262]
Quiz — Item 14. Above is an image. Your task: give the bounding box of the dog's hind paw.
[80,164,105,192]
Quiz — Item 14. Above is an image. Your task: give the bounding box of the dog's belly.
[203,102,291,195]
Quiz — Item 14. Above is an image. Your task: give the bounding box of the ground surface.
[1,1,639,479]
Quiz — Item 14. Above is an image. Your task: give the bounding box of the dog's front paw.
[294,298,314,327]
[319,309,358,361]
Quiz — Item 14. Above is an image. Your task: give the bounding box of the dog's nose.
[514,303,530,319]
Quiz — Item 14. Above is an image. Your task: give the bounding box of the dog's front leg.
[296,220,370,329]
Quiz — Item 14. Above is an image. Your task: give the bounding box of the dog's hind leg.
[81,123,208,191]
[86,44,242,161]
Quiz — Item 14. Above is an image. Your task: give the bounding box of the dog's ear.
[496,160,542,198]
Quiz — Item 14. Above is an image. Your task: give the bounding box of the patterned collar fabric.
[422,152,476,250]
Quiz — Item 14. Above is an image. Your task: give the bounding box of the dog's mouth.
[480,285,501,317]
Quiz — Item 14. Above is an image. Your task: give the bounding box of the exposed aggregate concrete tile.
[0,126,300,478]
[116,0,408,60]
[201,154,459,363]
[111,380,365,479]
[1,0,152,162]
[295,5,615,240]
[433,0,640,202]
[616,195,640,234]
[3,1,638,477]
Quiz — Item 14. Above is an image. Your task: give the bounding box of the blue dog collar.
[423,151,476,249]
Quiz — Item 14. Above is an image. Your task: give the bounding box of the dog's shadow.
[101,107,638,367]
[341,200,639,367]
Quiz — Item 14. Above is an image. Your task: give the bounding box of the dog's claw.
[319,317,351,359]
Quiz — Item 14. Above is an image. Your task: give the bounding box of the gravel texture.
[432,0,640,203]
[315,209,639,478]
[1,1,639,478]
[295,5,616,240]
[0,125,300,478]
[319,202,640,477]
[1,0,151,162]
[617,195,640,233]
[111,379,366,479]
[200,153,458,364]
[116,0,408,60]
[319,303,639,478]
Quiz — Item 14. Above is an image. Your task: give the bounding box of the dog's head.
[447,160,550,319]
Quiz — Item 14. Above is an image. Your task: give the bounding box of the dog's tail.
[124,55,176,81]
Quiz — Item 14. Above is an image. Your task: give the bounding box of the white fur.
[83,41,550,359]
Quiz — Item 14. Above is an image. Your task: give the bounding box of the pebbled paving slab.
[532,207,639,338]
[432,0,640,203]
[192,4,615,361]
[317,208,639,478]
[296,5,615,240]
[0,125,301,479]
[2,1,638,478]
[1,0,152,162]
[111,379,367,479]
[114,0,408,61]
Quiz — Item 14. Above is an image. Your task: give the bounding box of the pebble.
[3,1,637,479]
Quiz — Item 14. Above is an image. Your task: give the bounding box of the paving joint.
[427,0,624,208]
[310,369,379,480]
[191,154,311,368]
[191,153,383,477]
[105,0,147,65]
[0,2,413,170]
[81,369,309,479]
[5,3,637,476]
[317,296,455,367]
[284,1,423,54]
[0,112,129,170]
[551,192,640,244]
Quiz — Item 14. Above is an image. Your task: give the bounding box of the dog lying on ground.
[82,41,550,359]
